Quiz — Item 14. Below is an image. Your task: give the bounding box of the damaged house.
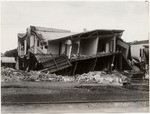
[17,26,132,75]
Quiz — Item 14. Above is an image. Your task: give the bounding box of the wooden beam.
[34,36,37,54]
[72,62,78,75]
[88,31,98,37]
[110,55,115,72]
[24,39,27,55]
[78,34,114,40]
[80,34,123,40]
[53,58,59,70]
[65,55,72,66]
[92,57,98,71]
[50,53,59,70]
[120,54,122,71]
[77,39,80,54]
[113,35,116,52]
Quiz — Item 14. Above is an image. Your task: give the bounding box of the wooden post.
[77,39,80,54]
[113,35,116,52]
[50,53,59,70]
[24,39,27,55]
[110,55,115,72]
[68,45,72,59]
[92,57,98,71]
[18,41,20,55]
[120,54,122,71]
[16,57,19,70]
[34,37,37,54]
[105,43,109,52]
[72,62,78,75]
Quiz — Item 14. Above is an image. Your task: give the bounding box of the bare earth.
[1,81,149,113]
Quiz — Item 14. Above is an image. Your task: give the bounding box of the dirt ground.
[1,81,149,104]
[2,101,149,113]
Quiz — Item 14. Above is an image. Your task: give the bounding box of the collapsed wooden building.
[17,26,132,75]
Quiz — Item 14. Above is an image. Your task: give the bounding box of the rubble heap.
[1,67,63,82]
[1,67,129,86]
[75,71,129,86]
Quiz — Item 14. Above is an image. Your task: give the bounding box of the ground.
[1,81,149,113]
[2,101,149,113]
[2,81,149,103]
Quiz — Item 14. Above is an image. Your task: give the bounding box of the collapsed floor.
[18,52,132,76]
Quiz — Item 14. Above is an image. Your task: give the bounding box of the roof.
[30,26,77,41]
[129,40,149,45]
[1,57,16,63]
[18,26,124,42]
[30,26,71,33]
[36,31,77,41]
[47,29,124,42]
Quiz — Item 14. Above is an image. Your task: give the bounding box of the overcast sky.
[1,1,149,53]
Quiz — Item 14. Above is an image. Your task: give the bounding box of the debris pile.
[1,67,24,82]
[1,67,129,86]
[75,71,129,86]
[1,67,63,82]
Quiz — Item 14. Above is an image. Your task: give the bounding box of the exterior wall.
[37,41,47,54]
[48,41,60,54]
[117,39,130,57]
[30,35,34,47]
[130,43,148,58]
[80,37,98,55]
[60,43,66,54]
[71,42,78,54]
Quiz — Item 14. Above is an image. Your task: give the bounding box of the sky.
[1,1,149,53]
